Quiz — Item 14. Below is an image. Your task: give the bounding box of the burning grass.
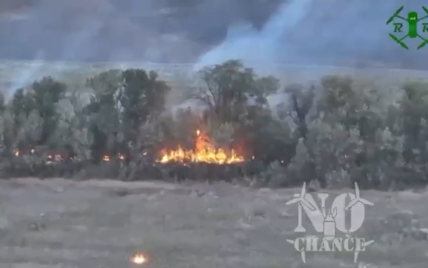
[157,130,245,164]
[6,130,251,181]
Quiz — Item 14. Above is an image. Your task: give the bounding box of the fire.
[102,155,110,162]
[157,129,244,164]
[131,253,147,264]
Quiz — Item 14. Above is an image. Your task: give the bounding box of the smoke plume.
[196,0,427,70]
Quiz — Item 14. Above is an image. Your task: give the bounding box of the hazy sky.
[0,0,426,69]
[196,0,428,69]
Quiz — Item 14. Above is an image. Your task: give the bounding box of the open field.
[0,178,427,268]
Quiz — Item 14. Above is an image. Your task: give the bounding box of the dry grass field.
[0,178,427,268]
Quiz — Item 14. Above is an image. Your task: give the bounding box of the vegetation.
[0,59,427,190]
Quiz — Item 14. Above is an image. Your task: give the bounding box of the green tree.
[317,75,384,141]
[197,60,279,123]
[119,69,170,143]
[29,77,67,145]
[283,83,315,140]
[12,89,33,116]
[11,88,35,137]
[240,105,296,164]
[389,81,428,186]
[284,75,399,188]
[84,69,170,162]
[399,81,428,161]
[85,70,122,162]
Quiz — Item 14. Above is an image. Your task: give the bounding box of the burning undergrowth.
[148,129,250,182]
[4,129,258,182]
[157,129,245,164]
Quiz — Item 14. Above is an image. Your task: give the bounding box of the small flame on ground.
[131,253,147,264]
[103,155,110,162]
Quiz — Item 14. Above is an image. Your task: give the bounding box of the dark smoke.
[0,0,279,62]
[0,0,426,68]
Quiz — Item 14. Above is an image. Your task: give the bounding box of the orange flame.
[157,130,244,164]
[103,155,110,162]
[131,253,147,264]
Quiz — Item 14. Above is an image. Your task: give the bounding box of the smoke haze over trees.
[0,0,427,68]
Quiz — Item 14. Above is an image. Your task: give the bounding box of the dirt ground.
[0,178,427,268]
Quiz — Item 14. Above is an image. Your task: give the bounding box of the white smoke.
[194,0,313,70]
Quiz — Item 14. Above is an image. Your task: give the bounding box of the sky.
[196,0,428,70]
[1,0,427,94]
[0,0,426,68]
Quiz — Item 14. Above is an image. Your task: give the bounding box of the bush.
[0,60,427,190]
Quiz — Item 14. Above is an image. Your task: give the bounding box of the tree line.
[1,60,427,190]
